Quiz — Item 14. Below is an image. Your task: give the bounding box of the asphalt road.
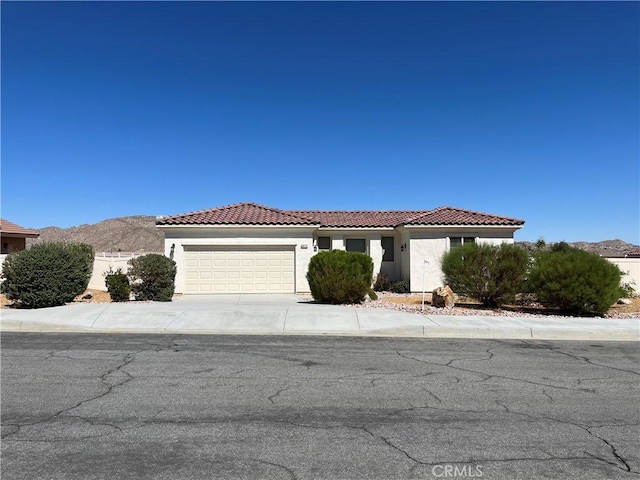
[1,333,639,480]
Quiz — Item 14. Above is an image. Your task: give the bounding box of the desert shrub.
[0,242,94,308]
[127,254,176,302]
[528,247,623,316]
[306,250,373,304]
[441,242,529,308]
[104,267,131,302]
[388,280,410,294]
[368,289,378,301]
[619,281,636,299]
[373,273,391,292]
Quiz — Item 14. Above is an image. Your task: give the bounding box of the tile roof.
[156,203,320,226]
[404,207,525,226]
[286,210,425,228]
[0,218,40,237]
[157,203,524,228]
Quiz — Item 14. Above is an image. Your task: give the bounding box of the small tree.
[104,267,131,302]
[127,254,176,302]
[528,247,622,316]
[0,242,94,308]
[306,250,373,304]
[441,242,529,308]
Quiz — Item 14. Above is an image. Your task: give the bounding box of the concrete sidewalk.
[1,294,638,341]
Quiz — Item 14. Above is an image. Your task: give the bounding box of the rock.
[432,285,455,309]
[617,298,632,305]
[81,292,93,300]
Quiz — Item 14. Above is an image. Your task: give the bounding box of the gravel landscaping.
[361,292,640,319]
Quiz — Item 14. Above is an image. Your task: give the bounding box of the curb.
[2,321,638,341]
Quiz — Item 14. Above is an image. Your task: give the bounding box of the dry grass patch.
[609,296,640,315]
[73,289,112,303]
[1,289,112,308]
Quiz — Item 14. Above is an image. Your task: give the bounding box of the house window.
[450,237,475,249]
[381,236,394,262]
[317,236,331,251]
[346,238,367,253]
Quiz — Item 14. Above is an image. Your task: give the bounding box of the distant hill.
[517,239,640,258]
[26,215,640,257]
[28,216,163,253]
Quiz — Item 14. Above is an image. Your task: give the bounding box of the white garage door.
[184,246,295,294]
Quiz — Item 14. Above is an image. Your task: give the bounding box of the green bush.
[127,254,176,302]
[306,250,373,304]
[373,273,391,292]
[104,267,131,302]
[528,247,623,316]
[0,242,94,308]
[441,242,529,307]
[389,280,410,294]
[619,281,636,299]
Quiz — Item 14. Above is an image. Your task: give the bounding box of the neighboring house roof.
[157,203,525,228]
[0,218,40,237]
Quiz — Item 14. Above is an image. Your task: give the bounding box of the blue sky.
[2,1,638,243]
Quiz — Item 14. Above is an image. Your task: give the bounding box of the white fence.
[88,254,139,291]
[606,257,640,293]
[0,253,141,292]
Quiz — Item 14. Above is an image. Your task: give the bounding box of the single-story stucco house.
[0,218,39,254]
[156,202,525,294]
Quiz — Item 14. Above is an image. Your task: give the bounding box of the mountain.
[28,216,163,253]
[26,215,640,257]
[517,239,640,258]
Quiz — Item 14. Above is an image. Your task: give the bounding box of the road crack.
[2,336,181,441]
[268,387,290,404]
[396,350,593,393]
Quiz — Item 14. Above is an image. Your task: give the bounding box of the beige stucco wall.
[606,257,640,293]
[161,226,316,294]
[0,252,138,292]
[406,228,518,292]
[88,255,138,291]
[158,225,520,295]
[408,233,448,292]
[316,229,399,283]
[399,229,411,282]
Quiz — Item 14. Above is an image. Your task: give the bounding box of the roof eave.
[0,232,40,238]
[316,226,397,230]
[401,223,524,229]
[156,223,320,228]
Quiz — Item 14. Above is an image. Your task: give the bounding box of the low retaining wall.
[88,254,139,291]
[1,253,141,292]
[606,257,640,292]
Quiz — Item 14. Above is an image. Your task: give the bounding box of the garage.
[184,246,295,294]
